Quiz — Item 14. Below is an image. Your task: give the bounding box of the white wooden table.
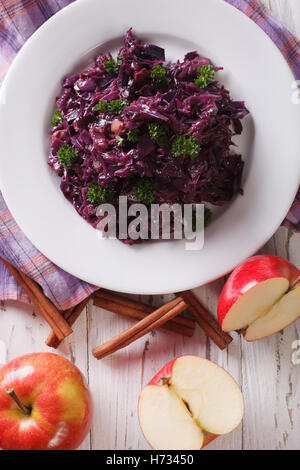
[1,0,300,450]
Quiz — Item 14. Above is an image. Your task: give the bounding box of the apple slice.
[245,283,300,341]
[220,277,289,332]
[218,255,300,341]
[138,356,244,450]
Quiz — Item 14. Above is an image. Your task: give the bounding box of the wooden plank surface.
[0,0,299,450]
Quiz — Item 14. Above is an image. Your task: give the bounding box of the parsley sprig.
[86,183,115,205]
[148,122,167,147]
[51,110,63,127]
[116,136,125,147]
[104,57,122,76]
[194,64,215,88]
[171,135,201,160]
[127,128,140,143]
[133,177,156,204]
[150,65,170,87]
[93,99,128,115]
[57,145,78,169]
[192,207,212,231]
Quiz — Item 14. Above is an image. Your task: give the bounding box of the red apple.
[0,353,93,450]
[138,356,244,450]
[218,255,300,341]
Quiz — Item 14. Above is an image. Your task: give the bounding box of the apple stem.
[6,388,31,417]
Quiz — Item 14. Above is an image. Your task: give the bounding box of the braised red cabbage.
[49,29,249,243]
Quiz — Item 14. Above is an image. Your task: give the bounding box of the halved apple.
[138,356,244,450]
[218,255,300,341]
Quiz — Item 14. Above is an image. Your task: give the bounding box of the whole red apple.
[138,356,244,450]
[218,255,300,341]
[0,353,93,450]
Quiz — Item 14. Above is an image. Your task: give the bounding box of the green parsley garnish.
[93,99,128,115]
[194,64,215,88]
[108,99,128,114]
[133,177,156,204]
[57,145,78,169]
[127,128,140,143]
[51,110,63,127]
[204,207,212,227]
[104,57,122,76]
[86,183,115,205]
[150,65,170,87]
[148,122,167,147]
[171,135,201,160]
[93,101,109,112]
[192,207,212,231]
[116,136,125,147]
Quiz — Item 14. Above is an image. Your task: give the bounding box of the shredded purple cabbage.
[49,29,249,243]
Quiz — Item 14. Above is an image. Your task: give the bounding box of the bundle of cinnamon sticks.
[92,290,232,359]
[1,258,232,359]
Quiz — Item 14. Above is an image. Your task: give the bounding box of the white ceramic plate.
[0,0,299,294]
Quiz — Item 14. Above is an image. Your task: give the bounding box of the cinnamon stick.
[1,258,73,341]
[46,297,90,348]
[176,290,232,350]
[93,290,195,337]
[93,297,186,359]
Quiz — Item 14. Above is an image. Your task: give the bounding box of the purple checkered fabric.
[0,0,299,309]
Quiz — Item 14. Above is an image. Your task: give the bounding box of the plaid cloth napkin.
[0,0,299,310]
